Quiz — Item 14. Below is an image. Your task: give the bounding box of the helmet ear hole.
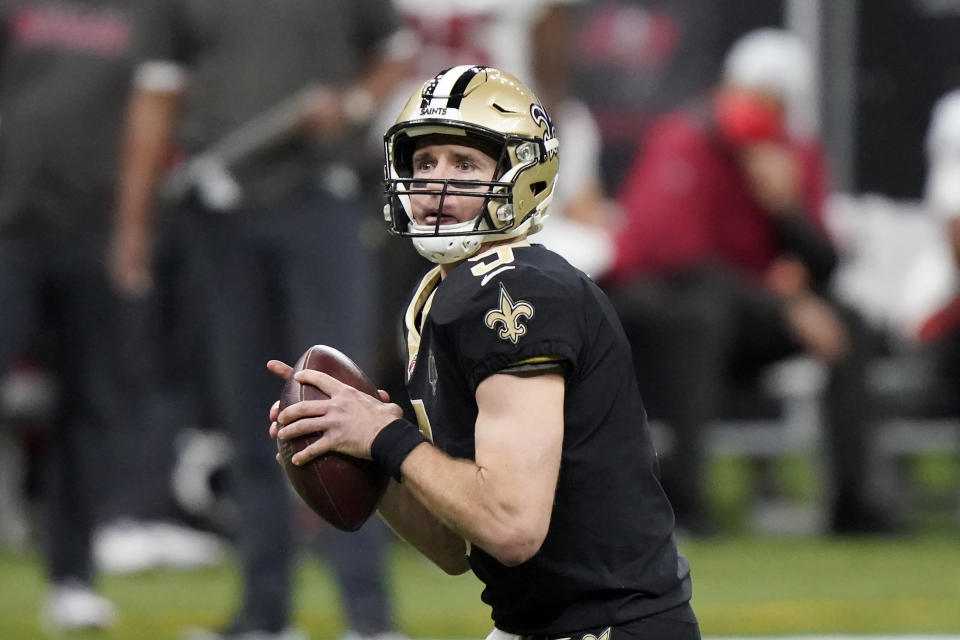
[530,181,547,196]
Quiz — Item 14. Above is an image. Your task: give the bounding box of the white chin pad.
[408,219,486,264]
[411,235,483,264]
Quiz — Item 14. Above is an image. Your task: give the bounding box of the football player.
[269,66,699,640]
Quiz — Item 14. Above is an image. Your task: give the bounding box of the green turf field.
[2,534,959,639]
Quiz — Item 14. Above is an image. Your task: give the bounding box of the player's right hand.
[108,223,154,297]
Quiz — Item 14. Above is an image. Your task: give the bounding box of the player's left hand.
[272,366,401,465]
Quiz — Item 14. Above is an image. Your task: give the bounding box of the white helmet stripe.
[421,65,481,110]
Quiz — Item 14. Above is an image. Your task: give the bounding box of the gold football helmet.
[383,66,560,263]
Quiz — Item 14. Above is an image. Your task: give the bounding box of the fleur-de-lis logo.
[553,626,611,640]
[484,283,534,344]
[530,102,557,156]
[584,628,611,640]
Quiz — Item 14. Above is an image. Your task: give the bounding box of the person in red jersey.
[604,28,894,536]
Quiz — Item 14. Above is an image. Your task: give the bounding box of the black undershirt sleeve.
[772,210,839,289]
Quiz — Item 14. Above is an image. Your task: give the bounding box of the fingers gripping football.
[270,345,393,532]
[277,370,402,465]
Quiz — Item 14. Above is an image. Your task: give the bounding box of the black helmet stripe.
[447,66,484,109]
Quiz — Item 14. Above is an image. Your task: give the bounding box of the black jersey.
[403,241,693,635]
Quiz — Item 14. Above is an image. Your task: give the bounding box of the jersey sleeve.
[433,257,584,393]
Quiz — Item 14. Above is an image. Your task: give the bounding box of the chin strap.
[410,215,542,264]
[411,234,484,264]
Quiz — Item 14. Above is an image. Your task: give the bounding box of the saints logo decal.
[484,283,534,344]
[530,102,557,156]
[553,626,611,640]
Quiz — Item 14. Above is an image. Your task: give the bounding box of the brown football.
[277,345,388,531]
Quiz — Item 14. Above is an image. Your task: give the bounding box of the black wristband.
[370,418,428,482]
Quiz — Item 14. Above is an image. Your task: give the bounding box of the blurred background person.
[0,0,137,631]
[571,0,787,194]
[0,0,225,630]
[602,28,893,536]
[111,1,415,638]
[883,88,960,382]
[912,90,960,387]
